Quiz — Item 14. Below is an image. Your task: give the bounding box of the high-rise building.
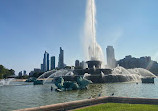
[41,64,44,72]
[75,60,80,67]
[29,71,34,77]
[43,51,49,72]
[23,70,27,76]
[106,46,116,68]
[34,68,41,73]
[58,47,64,69]
[18,71,22,77]
[51,56,55,70]
[80,61,87,69]
[118,56,152,69]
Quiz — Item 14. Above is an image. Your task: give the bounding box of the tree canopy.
[0,65,15,79]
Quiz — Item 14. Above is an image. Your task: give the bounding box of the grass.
[73,103,158,111]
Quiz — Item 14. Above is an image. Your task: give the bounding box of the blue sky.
[1,0,158,74]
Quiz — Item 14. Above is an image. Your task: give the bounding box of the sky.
[1,0,158,74]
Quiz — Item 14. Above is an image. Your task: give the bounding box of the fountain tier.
[86,60,101,69]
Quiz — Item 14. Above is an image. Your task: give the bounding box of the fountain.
[34,69,75,85]
[83,0,105,66]
[43,69,72,84]
[73,0,156,83]
[36,0,156,84]
[33,70,57,85]
[0,78,15,86]
[37,70,57,79]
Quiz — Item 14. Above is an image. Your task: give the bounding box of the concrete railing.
[15,96,158,111]
[108,96,158,105]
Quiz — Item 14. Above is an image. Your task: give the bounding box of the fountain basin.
[74,68,112,75]
[84,74,140,83]
[141,77,155,83]
[25,77,36,82]
[59,74,140,83]
[33,80,43,85]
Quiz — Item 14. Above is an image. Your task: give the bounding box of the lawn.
[73,103,158,111]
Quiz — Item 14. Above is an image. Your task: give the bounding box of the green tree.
[0,65,15,79]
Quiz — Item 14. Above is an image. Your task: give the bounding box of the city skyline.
[1,0,158,74]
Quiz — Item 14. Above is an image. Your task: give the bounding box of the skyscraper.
[43,51,49,72]
[51,56,55,70]
[106,46,116,68]
[58,47,64,69]
[18,71,22,77]
[23,70,27,76]
[75,60,80,67]
[41,64,44,72]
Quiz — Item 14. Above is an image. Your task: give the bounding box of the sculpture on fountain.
[54,76,92,91]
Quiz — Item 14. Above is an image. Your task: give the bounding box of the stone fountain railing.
[14,96,158,111]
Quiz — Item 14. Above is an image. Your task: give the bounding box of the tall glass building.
[43,51,49,72]
[106,46,116,68]
[51,56,55,70]
[58,47,64,69]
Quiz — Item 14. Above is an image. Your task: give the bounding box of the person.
[51,86,53,91]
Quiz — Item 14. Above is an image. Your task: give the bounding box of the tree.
[0,65,15,79]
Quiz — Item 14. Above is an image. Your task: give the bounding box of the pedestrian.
[51,86,53,91]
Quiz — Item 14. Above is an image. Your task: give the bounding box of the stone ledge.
[14,96,158,111]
